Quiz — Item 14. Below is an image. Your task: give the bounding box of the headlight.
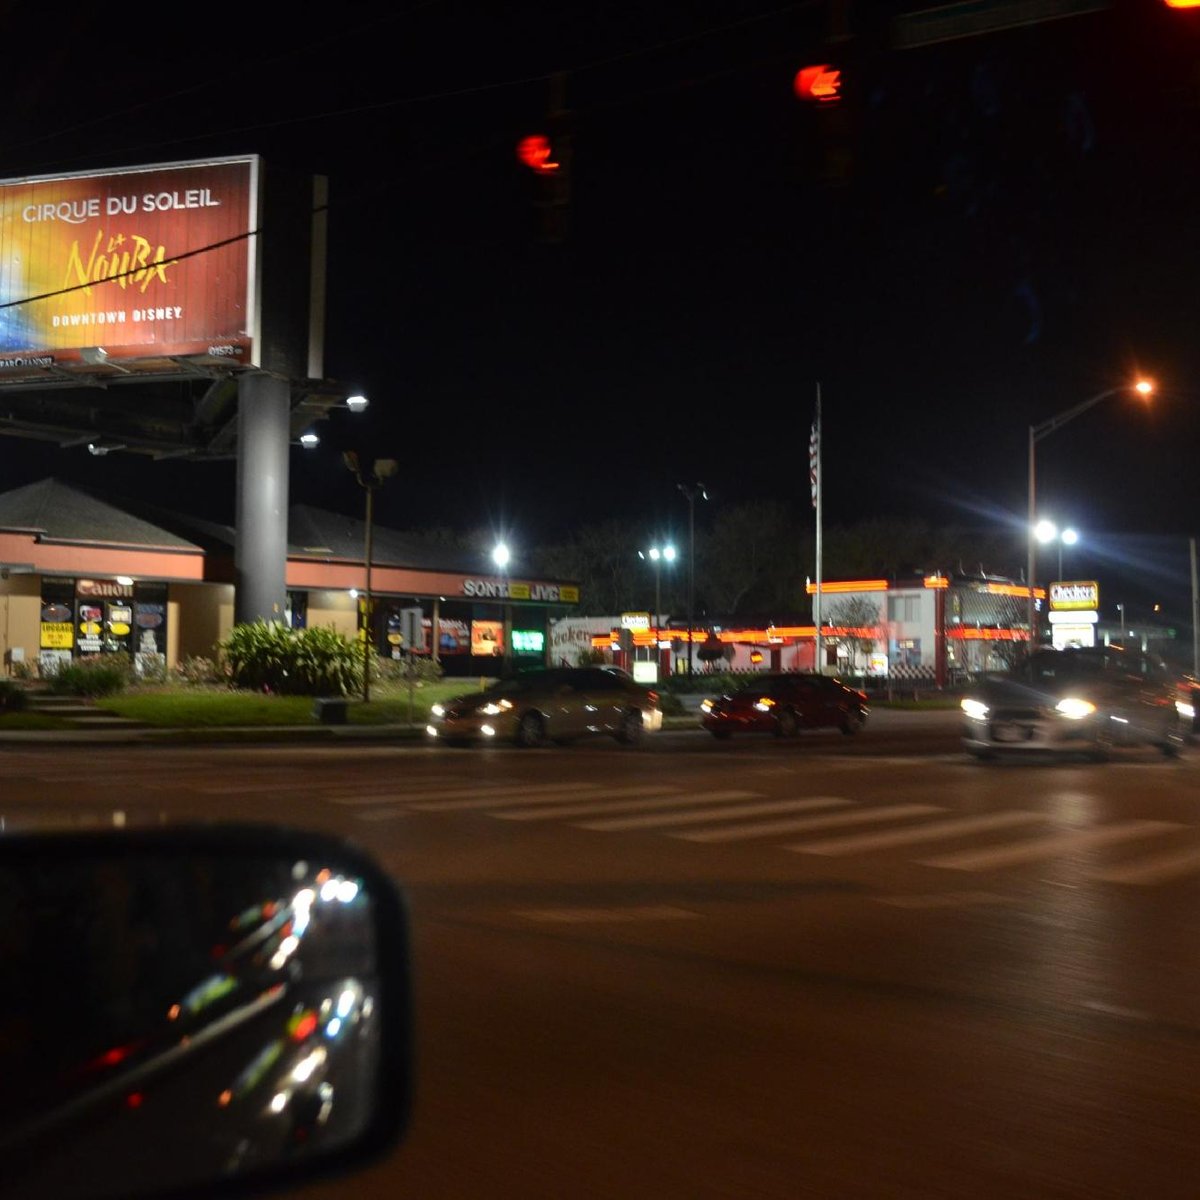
[753,698,776,713]
[700,698,714,713]
[431,704,445,717]
[1056,697,1096,720]
[960,698,989,721]
[1176,699,1196,721]
[479,700,513,716]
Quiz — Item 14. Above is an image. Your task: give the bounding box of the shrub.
[219,621,361,696]
[372,654,445,685]
[0,679,28,712]
[49,654,134,698]
[173,655,224,687]
[656,691,687,717]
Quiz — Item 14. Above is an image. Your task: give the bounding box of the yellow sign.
[109,622,131,636]
[41,622,74,649]
[1049,581,1099,612]
[79,621,101,636]
[559,586,580,604]
[508,582,531,601]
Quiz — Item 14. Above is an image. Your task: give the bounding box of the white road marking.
[580,796,851,832]
[494,790,757,822]
[344,781,609,809]
[513,906,700,924]
[1086,842,1200,886]
[796,810,1046,856]
[403,784,681,814]
[921,820,1182,871]
[679,803,939,844]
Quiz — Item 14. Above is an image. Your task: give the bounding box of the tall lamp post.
[344,452,398,702]
[638,544,677,644]
[1027,379,1153,653]
[493,542,512,676]
[676,483,708,677]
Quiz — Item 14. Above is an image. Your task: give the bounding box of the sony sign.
[462,579,579,604]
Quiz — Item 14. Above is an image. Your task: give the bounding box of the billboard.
[0,157,259,370]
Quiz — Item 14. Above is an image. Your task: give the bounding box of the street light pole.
[1026,380,1153,659]
[344,453,398,703]
[676,483,707,678]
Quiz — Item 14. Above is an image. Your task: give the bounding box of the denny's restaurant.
[0,480,580,679]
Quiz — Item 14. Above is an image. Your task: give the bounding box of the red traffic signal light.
[517,134,560,174]
[794,64,842,104]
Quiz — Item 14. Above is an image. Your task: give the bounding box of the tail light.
[647,691,659,704]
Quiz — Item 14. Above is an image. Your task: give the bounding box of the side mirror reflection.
[0,826,410,1200]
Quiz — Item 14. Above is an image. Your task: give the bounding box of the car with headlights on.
[426,667,662,748]
[961,645,1185,761]
[700,673,868,740]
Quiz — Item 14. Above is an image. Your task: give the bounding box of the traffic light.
[516,73,571,243]
[794,64,843,104]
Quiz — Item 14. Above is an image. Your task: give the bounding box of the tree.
[699,501,802,615]
[827,596,881,681]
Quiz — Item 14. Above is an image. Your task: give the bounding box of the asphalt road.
[5,713,1200,1199]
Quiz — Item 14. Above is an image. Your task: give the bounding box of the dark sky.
[1,1,1198,608]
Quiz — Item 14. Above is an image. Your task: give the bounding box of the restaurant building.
[0,479,580,678]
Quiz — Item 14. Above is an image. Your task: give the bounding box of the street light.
[1035,521,1079,583]
[638,544,676,646]
[676,483,708,677]
[492,542,513,673]
[1026,379,1153,652]
[344,452,399,702]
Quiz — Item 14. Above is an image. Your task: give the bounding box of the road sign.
[893,0,1109,50]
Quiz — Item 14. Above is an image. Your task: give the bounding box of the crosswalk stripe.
[679,802,940,844]
[495,790,759,823]
[410,784,682,814]
[920,820,1181,871]
[580,796,851,832]
[1086,842,1200,886]
[796,811,1046,856]
[327,781,583,807]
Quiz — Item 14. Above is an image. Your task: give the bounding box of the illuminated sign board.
[621,612,651,630]
[461,579,579,603]
[511,630,544,654]
[0,157,258,370]
[470,620,505,656]
[1048,610,1099,624]
[1049,581,1099,611]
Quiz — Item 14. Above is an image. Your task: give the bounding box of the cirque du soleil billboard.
[0,156,260,369]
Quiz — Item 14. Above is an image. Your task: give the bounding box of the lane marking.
[580,796,851,832]
[679,802,939,844]
[796,810,1046,856]
[335,781,606,809]
[411,784,682,813]
[513,906,700,924]
[921,820,1181,871]
[494,790,757,822]
[1086,841,1200,886]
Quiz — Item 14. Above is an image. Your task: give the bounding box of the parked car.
[700,673,868,740]
[961,645,1185,761]
[427,667,663,747]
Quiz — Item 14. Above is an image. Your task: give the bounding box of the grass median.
[97,679,494,728]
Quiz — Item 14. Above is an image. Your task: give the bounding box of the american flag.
[809,420,819,508]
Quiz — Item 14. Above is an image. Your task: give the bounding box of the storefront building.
[574,572,1042,686]
[0,480,580,677]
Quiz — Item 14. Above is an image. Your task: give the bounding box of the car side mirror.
[0,825,411,1200]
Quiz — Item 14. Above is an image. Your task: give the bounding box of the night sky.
[1,1,1197,609]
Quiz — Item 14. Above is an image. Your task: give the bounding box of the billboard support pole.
[234,373,291,628]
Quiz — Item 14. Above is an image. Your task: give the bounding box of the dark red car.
[700,673,869,740]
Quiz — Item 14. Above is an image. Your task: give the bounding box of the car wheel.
[840,708,865,736]
[775,708,799,739]
[616,708,644,746]
[516,711,547,748]
[1160,715,1184,758]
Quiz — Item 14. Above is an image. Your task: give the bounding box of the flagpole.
[814,382,823,675]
